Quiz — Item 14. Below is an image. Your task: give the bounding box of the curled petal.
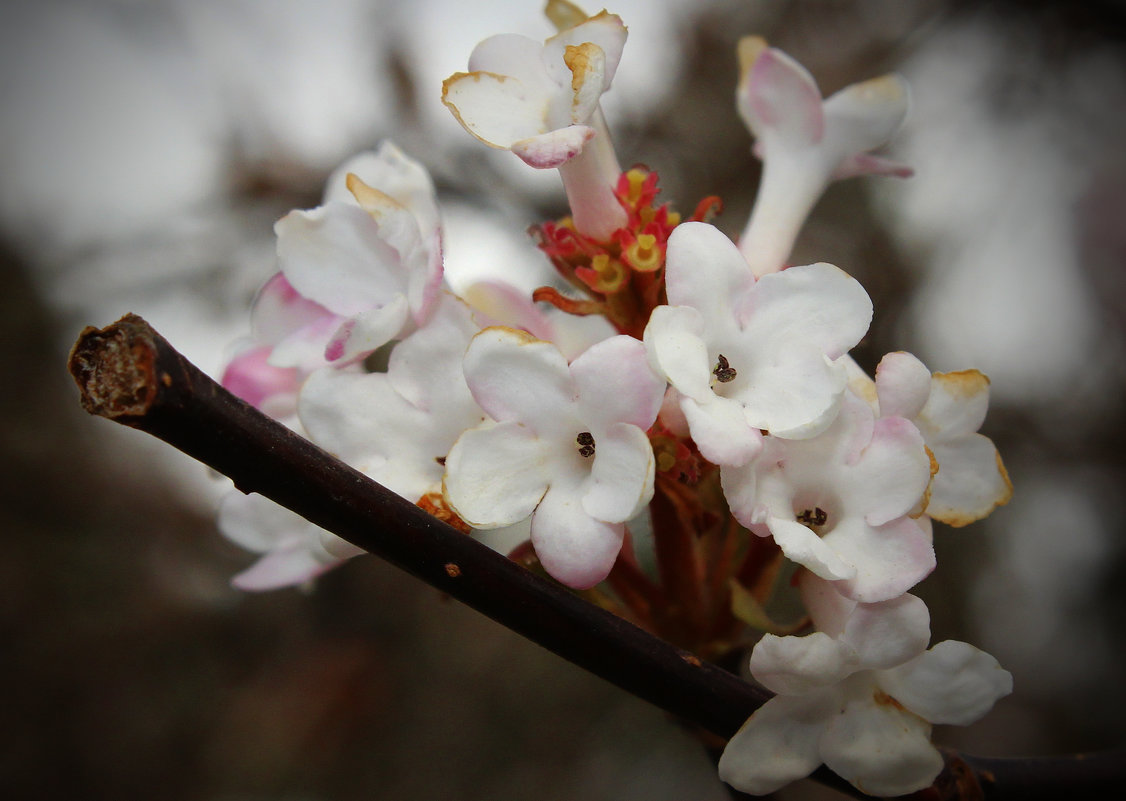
[542,11,628,91]
[768,516,854,582]
[324,293,410,363]
[511,124,595,168]
[821,73,910,161]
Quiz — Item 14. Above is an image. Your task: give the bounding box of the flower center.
[712,353,737,384]
[796,506,828,534]
[576,431,596,458]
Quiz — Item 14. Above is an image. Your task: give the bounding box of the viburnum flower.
[442,8,628,239]
[719,576,1012,796]
[443,327,664,588]
[298,293,487,509]
[722,390,936,602]
[644,221,872,466]
[269,141,444,367]
[217,489,365,592]
[735,36,912,277]
[866,351,1013,526]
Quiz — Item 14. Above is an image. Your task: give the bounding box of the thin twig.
[67,314,1124,801]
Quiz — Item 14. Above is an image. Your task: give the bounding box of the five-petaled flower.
[443,327,665,588]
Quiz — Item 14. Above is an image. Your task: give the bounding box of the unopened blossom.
[644,221,872,467]
[442,10,628,239]
[218,488,365,591]
[735,36,912,277]
[719,576,1012,796]
[268,141,444,367]
[722,390,935,602]
[869,352,1013,526]
[443,327,664,588]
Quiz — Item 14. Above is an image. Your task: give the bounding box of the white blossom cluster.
[218,2,1014,795]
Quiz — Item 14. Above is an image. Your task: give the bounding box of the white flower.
[723,390,935,602]
[719,577,1012,796]
[869,352,1013,526]
[735,37,912,277]
[643,221,872,467]
[442,11,628,239]
[270,141,444,366]
[443,327,664,588]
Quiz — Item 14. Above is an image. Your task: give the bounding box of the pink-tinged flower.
[719,576,1012,797]
[643,222,872,467]
[735,36,912,277]
[722,390,935,602]
[218,491,365,592]
[270,141,444,366]
[442,11,628,239]
[297,293,487,504]
[443,327,664,588]
[848,352,1013,526]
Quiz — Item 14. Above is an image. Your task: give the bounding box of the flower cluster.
[219,1,1013,795]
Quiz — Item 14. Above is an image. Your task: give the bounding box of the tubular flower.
[442,11,628,239]
[719,576,1012,797]
[644,221,872,467]
[443,327,665,589]
[735,36,912,277]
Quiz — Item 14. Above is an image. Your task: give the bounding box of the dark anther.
[797,507,828,527]
[576,431,596,458]
[713,353,737,383]
[435,456,447,466]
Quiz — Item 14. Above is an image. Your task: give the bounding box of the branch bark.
[67,314,1123,801]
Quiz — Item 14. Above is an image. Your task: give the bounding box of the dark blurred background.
[3,1,1125,799]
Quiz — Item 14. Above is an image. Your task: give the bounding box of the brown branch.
[68,315,1124,801]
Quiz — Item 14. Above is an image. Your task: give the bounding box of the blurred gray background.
[3,1,1125,799]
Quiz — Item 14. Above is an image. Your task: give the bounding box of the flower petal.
[841,593,931,670]
[531,482,624,588]
[572,334,664,431]
[750,632,857,695]
[922,369,991,439]
[927,434,1013,526]
[275,202,405,317]
[768,516,854,581]
[825,516,935,603]
[663,222,755,319]
[820,691,943,797]
[879,640,1013,726]
[442,70,551,150]
[511,124,594,168]
[583,422,655,523]
[874,351,931,420]
[443,421,552,528]
[462,327,574,428]
[324,293,410,362]
[644,304,713,402]
[718,692,835,796]
[738,46,824,146]
[681,394,763,468]
[821,74,910,162]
